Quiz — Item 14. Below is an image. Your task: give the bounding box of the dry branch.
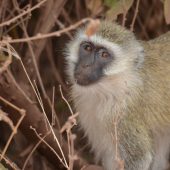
[0,45,12,74]
[31,0,67,62]
[1,18,93,44]
[0,71,68,169]
[0,0,47,28]
[0,96,25,161]
[130,0,140,31]
[0,153,20,170]
[0,109,15,130]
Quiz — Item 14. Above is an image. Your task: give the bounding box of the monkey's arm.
[116,113,153,170]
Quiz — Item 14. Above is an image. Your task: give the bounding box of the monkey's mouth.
[74,67,102,86]
[74,73,86,85]
[74,72,96,86]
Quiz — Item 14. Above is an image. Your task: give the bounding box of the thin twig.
[7,69,34,103]
[60,113,79,170]
[3,15,30,36]
[0,0,47,28]
[52,86,55,126]
[59,85,79,170]
[18,59,68,168]
[1,18,93,43]
[13,1,62,130]
[130,0,140,31]
[59,85,73,115]
[112,114,124,170]
[22,132,50,170]
[30,127,68,168]
[0,44,12,74]
[56,19,72,38]
[0,153,21,170]
[46,39,67,91]
[121,0,128,27]
[0,109,15,130]
[60,113,79,133]
[15,8,48,104]
[67,130,71,169]
[0,96,25,161]
[33,80,49,131]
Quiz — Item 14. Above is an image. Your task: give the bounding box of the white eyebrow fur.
[77,33,122,53]
[67,32,123,63]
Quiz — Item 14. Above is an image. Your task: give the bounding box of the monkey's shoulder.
[142,38,170,67]
[141,42,170,85]
[149,31,170,44]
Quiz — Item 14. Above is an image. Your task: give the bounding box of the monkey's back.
[117,33,170,170]
[140,32,170,127]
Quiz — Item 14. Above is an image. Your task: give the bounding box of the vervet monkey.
[65,20,170,170]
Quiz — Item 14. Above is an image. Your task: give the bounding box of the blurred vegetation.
[0,0,170,170]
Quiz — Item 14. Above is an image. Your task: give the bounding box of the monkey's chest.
[78,105,114,162]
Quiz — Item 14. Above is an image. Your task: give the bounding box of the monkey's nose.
[74,70,90,86]
[81,64,90,68]
[74,72,81,79]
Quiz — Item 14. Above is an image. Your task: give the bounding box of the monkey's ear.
[85,19,100,37]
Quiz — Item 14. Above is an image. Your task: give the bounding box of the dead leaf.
[0,51,12,74]
[0,163,7,170]
[105,0,134,21]
[85,19,100,37]
[164,0,170,24]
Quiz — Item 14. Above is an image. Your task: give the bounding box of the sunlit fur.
[65,21,170,170]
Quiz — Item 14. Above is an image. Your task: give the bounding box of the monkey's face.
[66,23,144,87]
[74,41,114,86]
[66,34,129,87]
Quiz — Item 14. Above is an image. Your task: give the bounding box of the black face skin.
[74,41,114,86]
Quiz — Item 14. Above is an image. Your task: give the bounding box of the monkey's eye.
[102,52,109,58]
[84,44,92,52]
